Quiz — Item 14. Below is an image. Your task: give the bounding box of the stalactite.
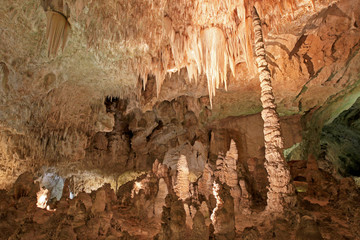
[129,0,319,107]
[46,11,70,57]
[77,0,321,105]
[252,6,296,213]
[200,27,229,107]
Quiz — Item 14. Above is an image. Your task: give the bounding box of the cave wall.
[320,97,360,177]
[85,95,303,175]
[0,82,113,189]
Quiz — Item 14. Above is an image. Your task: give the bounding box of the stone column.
[252,7,296,213]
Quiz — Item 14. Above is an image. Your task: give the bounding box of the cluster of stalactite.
[55,0,325,105]
[136,0,308,105]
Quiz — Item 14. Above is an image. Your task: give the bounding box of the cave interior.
[1,0,360,239]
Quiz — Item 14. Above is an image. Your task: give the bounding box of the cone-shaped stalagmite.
[251,7,296,213]
[174,155,190,201]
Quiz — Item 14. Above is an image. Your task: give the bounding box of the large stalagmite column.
[252,7,296,212]
[174,155,190,201]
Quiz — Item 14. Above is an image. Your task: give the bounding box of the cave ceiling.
[2,0,359,116]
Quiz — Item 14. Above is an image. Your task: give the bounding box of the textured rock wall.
[0,85,108,188]
[0,89,303,192]
[319,97,360,177]
[208,113,302,164]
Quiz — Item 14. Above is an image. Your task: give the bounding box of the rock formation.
[252,6,296,213]
[215,139,242,213]
[174,155,190,201]
[192,211,209,240]
[156,194,187,240]
[198,164,214,201]
[212,181,236,239]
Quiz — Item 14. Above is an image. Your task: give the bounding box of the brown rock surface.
[295,215,323,240]
[213,182,236,239]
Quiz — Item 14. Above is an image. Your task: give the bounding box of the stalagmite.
[211,181,235,238]
[174,155,190,201]
[192,211,209,240]
[215,140,238,186]
[198,163,214,200]
[157,194,187,240]
[154,178,168,218]
[214,140,241,213]
[225,140,242,212]
[184,203,193,228]
[210,181,222,224]
[252,7,296,213]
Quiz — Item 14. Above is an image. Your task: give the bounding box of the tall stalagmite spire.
[252,6,296,213]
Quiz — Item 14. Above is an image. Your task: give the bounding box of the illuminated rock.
[211,181,235,239]
[36,187,49,209]
[154,178,168,218]
[215,139,241,213]
[198,164,214,200]
[174,155,190,201]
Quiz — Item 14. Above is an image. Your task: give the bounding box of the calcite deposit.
[1,0,360,239]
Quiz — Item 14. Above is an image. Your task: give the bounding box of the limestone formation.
[212,182,235,239]
[198,164,214,200]
[252,6,296,213]
[191,211,209,240]
[174,155,190,201]
[152,159,173,193]
[154,178,168,218]
[215,139,242,213]
[157,194,187,240]
[91,188,106,214]
[241,226,261,240]
[13,172,38,200]
[46,11,70,57]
